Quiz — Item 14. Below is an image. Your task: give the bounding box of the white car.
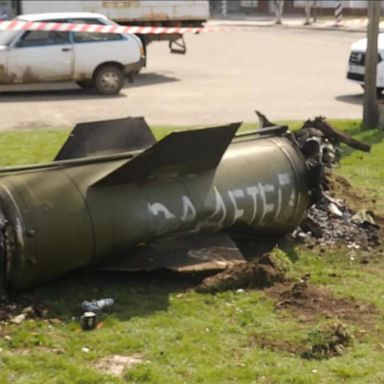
[0,12,145,94]
[347,34,384,95]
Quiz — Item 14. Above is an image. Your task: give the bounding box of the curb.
[207,19,368,33]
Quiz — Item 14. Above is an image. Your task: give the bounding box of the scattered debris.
[301,117,371,153]
[195,249,291,293]
[80,312,97,331]
[10,313,26,325]
[293,198,381,250]
[93,354,143,377]
[81,298,114,313]
[263,113,382,252]
[301,323,354,360]
[79,298,114,331]
[0,298,49,326]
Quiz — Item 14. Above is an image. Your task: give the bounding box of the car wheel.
[94,65,125,95]
[76,80,94,90]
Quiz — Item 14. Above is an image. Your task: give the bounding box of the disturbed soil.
[248,322,355,360]
[328,174,384,241]
[265,280,378,326]
[328,174,372,210]
[196,257,378,328]
[195,252,287,293]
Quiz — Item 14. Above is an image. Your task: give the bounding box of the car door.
[6,28,74,83]
[70,18,132,80]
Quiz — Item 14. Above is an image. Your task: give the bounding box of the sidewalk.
[207,14,374,33]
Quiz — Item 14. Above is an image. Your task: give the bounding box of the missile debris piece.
[0,117,316,293]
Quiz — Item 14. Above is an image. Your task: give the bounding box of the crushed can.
[81,311,97,331]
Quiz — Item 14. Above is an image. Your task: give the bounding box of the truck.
[2,0,209,61]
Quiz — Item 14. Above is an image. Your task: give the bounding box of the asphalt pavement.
[0,17,367,130]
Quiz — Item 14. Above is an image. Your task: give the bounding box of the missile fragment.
[0,117,315,293]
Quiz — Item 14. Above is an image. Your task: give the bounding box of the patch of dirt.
[247,322,354,360]
[93,354,143,377]
[266,280,378,326]
[195,252,287,293]
[247,334,301,355]
[327,174,368,210]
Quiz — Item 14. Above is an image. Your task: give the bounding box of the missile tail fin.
[97,233,245,273]
[54,117,156,161]
[93,122,241,186]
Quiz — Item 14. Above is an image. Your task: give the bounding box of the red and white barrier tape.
[0,20,214,34]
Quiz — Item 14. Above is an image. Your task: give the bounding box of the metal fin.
[92,122,241,186]
[54,117,156,161]
[97,233,245,273]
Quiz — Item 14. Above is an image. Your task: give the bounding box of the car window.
[16,30,70,47]
[71,18,123,43]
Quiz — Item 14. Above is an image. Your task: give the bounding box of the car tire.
[76,80,94,90]
[94,65,125,95]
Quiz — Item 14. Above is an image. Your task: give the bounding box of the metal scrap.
[257,112,380,251]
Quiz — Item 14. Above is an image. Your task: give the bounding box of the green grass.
[0,120,383,383]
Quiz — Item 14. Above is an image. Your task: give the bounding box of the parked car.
[347,34,384,95]
[0,12,145,94]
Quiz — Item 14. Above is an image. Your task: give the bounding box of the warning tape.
[0,20,212,35]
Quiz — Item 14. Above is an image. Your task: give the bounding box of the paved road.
[0,27,365,130]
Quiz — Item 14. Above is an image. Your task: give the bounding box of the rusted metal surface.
[0,64,11,82]
[0,64,71,84]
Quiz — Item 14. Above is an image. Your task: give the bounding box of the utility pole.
[221,0,227,17]
[334,1,343,26]
[304,1,312,25]
[363,0,380,129]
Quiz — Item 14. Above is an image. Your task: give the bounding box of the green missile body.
[0,118,312,292]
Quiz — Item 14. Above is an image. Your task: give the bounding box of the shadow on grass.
[6,234,301,324]
[340,126,384,159]
[11,269,208,322]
